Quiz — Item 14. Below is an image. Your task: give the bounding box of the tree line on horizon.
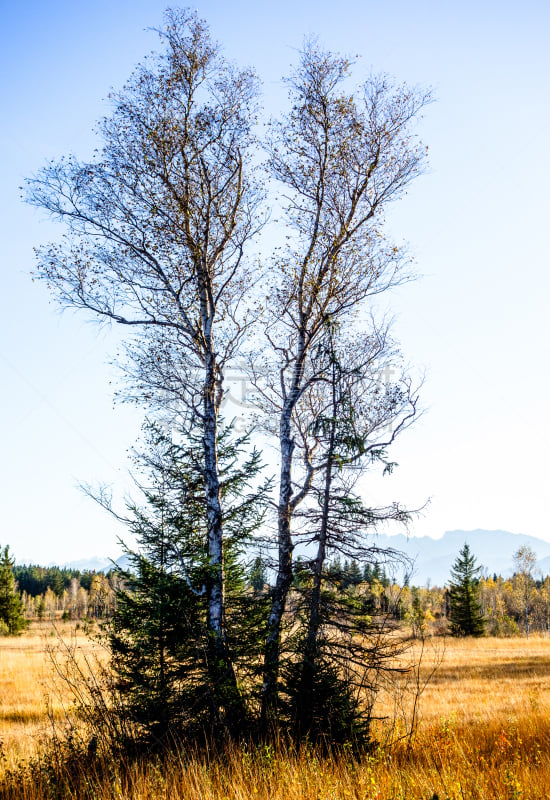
[2,541,548,641]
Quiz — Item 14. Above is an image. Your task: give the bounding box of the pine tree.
[0,546,27,635]
[249,555,267,594]
[105,421,269,747]
[448,543,485,636]
[410,588,425,639]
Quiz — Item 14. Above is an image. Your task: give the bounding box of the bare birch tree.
[26,8,262,722]
[269,322,417,740]
[255,43,431,726]
[513,545,537,639]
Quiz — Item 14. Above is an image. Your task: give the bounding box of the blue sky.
[1,0,549,564]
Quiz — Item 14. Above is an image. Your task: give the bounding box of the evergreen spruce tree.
[410,588,425,639]
[108,477,207,746]
[105,420,270,748]
[249,555,267,594]
[0,546,27,635]
[363,563,374,584]
[448,543,485,636]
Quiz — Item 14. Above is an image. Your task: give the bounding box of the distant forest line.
[12,557,550,637]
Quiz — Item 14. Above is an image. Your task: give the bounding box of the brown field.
[0,622,102,769]
[1,625,550,798]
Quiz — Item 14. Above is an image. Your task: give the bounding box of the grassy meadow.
[0,623,100,770]
[1,624,550,798]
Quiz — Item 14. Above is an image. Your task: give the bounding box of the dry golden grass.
[0,622,101,769]
[1,626,550,798]
[416,635,550,723]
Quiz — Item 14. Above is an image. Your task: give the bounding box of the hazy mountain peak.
[374,529,550,587]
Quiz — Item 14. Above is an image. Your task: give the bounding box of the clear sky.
[1,0,549,564]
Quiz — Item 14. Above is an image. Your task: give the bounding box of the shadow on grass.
[427,656,550,684]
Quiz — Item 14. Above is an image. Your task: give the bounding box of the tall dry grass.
[1,625,550,799]
[0,622,100,769]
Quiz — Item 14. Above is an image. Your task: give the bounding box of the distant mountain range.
[60,530,550,588]
[57,554,131,573]
[60,556,121,572]
[370,529,550,587]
